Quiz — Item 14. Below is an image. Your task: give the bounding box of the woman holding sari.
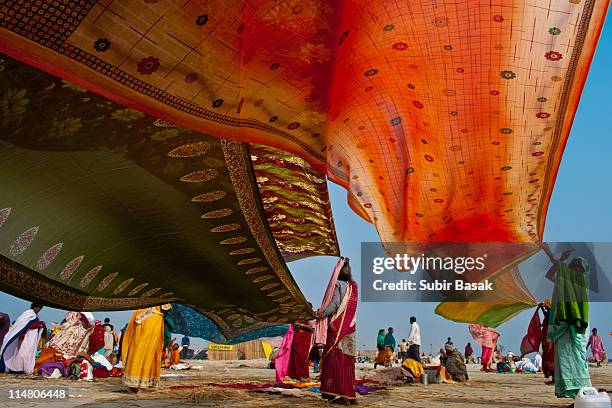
[520,300,555,379]
[316,258,358,405]
[121,304,170,392]
[468,324,500,371]
[542,243,591,398]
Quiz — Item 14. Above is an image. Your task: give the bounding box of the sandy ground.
[0,360,609,408]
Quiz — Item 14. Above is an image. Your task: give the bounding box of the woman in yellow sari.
[121,305,169,391]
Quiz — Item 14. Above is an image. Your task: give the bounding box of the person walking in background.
[399,338,408,362]
[464,342,474,362]
[374,328,386,369]
[445,337,453,347]
[180,335,190,359]
[0,303,45,374]
[383,327,396,366]
[407,316,421,362]
[587,328,604,367]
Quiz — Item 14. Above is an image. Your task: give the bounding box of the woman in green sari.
[542,244,591,398]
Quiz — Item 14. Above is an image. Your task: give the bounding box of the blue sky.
[2,17,612,354]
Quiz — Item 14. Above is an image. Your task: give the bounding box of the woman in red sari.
[286,320,312,379]
[317,260,358,405]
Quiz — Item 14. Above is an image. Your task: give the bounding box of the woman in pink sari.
[317,259,358,405]
[587,328,605,367]
[469,324,500,372]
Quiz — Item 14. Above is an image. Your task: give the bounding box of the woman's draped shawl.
[468,324,500,349]
[47,311,92,358]
[323,280,358,359]
[0,309,40,372]
[314,258,345,346]
[550,259,589,335]
[274,324,294,382]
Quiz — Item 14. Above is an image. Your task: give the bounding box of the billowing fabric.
[436,266,537,327]
[47,311,92,358]
[548,259,591,398]
[166,304,288,345]
[0,56,313,339]
[320,280,358,400]
[249,144,339,260]
[314,258,345,346]
[0,309,42,374]
[0,1,606,256]
[520,308,543,355]
[469,324,499,371]
[121,307,165,389]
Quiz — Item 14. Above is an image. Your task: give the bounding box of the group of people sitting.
[0,304,121,380]
[0,303,188,392]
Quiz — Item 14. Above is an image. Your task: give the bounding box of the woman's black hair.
[338,259,352,282]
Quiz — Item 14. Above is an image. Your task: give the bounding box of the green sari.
[548,259,591,398]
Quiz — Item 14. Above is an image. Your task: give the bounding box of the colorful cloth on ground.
[320,280,358,400]
[548,259,591,399]
[0,308,43,374]
[121,306,165,389]
[587,334,604,362]
[287,327,311,379]
[0,56,318,340]
[34,346,63,375]
[0,2,606,294]
[275,324,294,382]
[314,258,345,347]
